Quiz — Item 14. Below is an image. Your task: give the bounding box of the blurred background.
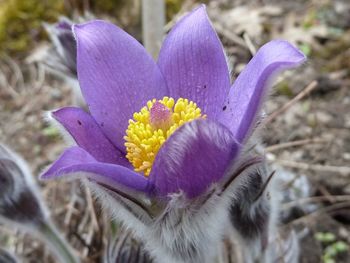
[0,0,349,262]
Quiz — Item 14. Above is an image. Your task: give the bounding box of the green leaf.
[315,232,336,243]
[299,43,312,56]
[325,245,337,257]
[42,125,60,138]
[333,241,348,253]
[323,257,335,263]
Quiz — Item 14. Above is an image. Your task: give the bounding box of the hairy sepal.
[228,161,280,262]
[0,144,49,228]
[144,186,228,263]
[86,179,231,263]
[83,154,266,263]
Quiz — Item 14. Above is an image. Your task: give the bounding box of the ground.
[0,0,349,262]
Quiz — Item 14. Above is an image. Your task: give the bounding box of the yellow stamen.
[124,97,205,176]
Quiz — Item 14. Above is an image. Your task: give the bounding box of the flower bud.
[0,145,47,228]
[27,17,86,107]
[43,17,77,79]
[0,144,79,263]
[229,161,279,262]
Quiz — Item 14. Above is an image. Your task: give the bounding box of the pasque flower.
[0,143,48,229]
[40,17,86,107]
[41,5,305,262]
[0,144,79,263]
[43,17,77,79]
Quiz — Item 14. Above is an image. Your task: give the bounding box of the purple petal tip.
[74,18,167,150]
[71,20,100,40]
[262,39,307,64]
[218,39,306,143]
[150,119,240,199]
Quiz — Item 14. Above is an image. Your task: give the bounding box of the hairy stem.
[38,220,79,263]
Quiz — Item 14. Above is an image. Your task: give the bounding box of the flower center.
[124,96,205,176]
[149,101,173,131]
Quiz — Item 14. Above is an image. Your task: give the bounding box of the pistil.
[150,101,173,131]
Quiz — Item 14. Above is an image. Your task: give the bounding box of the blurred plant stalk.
[38,220,80,263]
[0,144,79,263]
[0,248,19,263]
[27,17,85,108]
[142,0,166,59]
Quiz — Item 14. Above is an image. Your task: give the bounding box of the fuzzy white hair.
[43,110,76,146]
[81,153,261,263]
[0,143,50,225]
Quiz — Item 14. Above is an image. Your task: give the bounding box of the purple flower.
[43,17,77,79]
[41,5,305,200]
[39,17,87,108]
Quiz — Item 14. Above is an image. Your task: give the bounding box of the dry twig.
[243,32,257,55]
[285,201,350,227]
[84,184,99,231]
[282,195,350,211]
[212,22,248,50]
[266,138,327,152]
[264,80,318,125]
[274,159,350,177]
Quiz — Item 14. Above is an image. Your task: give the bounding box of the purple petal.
[41,146,150,193]
[219,40,306,143]
[73,20,168,151]
[52,107,129,166]
[56,18,72,30]
[49,18,77,75]
[157,5,230,118]
[149,119,239,199]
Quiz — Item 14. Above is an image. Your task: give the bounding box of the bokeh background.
[0,0,349,262]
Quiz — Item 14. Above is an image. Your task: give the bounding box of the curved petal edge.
[51,107,129,166]
[158,5,230,118]
[73,20,168,151]
[218,40,306,143]
[149,119,240,199]
[40,146,150,194]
